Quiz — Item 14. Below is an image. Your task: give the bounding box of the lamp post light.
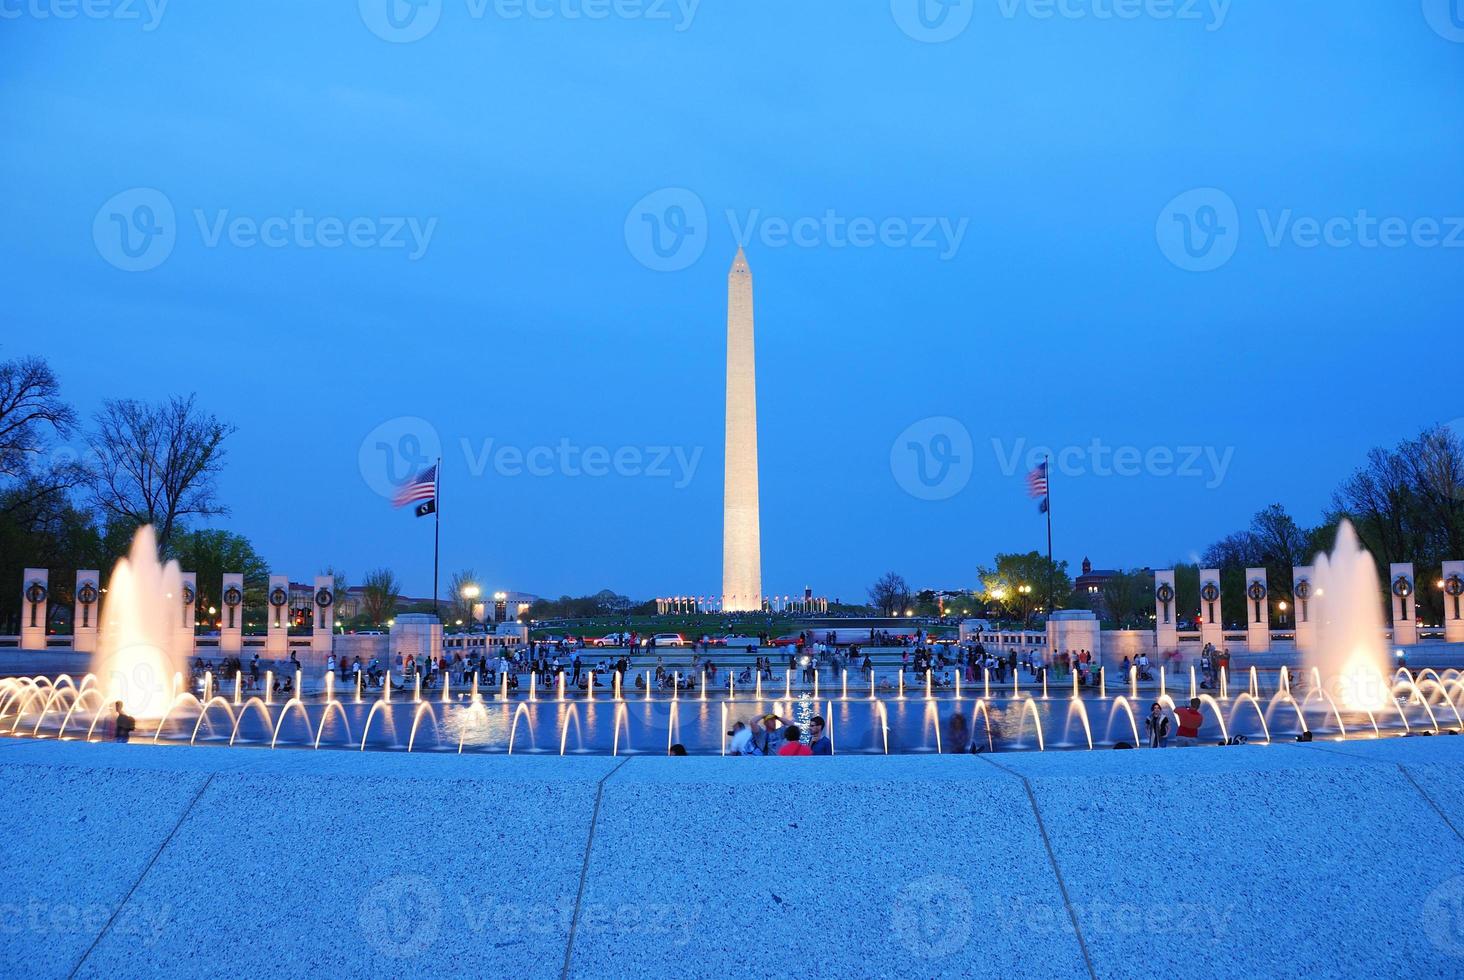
[461,584,481,629]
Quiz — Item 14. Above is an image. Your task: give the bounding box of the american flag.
[393,463,437,511]
[1026,461,1049,513]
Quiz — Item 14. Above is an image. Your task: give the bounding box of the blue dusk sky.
[2,0,1462,601]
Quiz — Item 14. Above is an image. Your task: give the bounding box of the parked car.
[592,632,629,647]
[647,632,687,648]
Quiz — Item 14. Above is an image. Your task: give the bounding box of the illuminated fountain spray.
[93,526,189,721]
[1311,520,1390,711]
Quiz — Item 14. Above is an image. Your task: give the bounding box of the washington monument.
[722,247,762,611]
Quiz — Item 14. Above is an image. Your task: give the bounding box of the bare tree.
[0,355,76,480]
[86,394,235,552]
[447,568,480,624]
[0,355,84,521]
[361,568,401,626]
[868,572,911,617]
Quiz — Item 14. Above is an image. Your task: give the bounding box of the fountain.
[1309,520,1391,711]
[92,526,189,721]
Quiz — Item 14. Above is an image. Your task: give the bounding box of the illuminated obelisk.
[722,247,762,611]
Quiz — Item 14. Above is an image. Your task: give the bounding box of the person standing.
[1145,702,1170,748]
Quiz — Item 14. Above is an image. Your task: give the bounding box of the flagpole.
[1045,455,1054,617]
[433,457,441,618]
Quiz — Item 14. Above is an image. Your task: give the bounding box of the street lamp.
[461,584,481,629]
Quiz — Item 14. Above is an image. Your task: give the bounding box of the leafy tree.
[170,529,269,624]
[977,552,1071,621]
[360,568,400,625]
[1098,569,1152,628]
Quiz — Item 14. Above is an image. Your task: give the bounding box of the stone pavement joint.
[1296,741,1464,843]
[66,771,217,979]
[1395,763,1464,844]
[975,755,1098,980]
[561,755,634,980]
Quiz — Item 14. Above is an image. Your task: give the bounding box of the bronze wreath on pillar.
[1156,583,1175,604]
[1294,580,1311,601]
[77,581,98,629]
[269,587,288,607]
[25,581,47,605]
[1247,581,1266,602]
[1200,582,1220,603]
[222,585,243,630]
[1391,576,1413,599]
[1446,574,1464,598]
[315,588,334,608]
[182,584,195,606]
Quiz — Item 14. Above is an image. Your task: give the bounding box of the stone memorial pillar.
[1443,561,1464,644]
[74,570,101,654]
[1199,569,1224,650]
[1244,568,1270,653]
[178,573,198,656]
[220,573,244,655]
[1154,570,1178,655]
[1292,565,1316,653]
[390,613,442,666]
[1389,562,1417,647]
[21,568,48,651]
[1047,609,1102,664]
[312,575,335,656]
[265,575,290,656]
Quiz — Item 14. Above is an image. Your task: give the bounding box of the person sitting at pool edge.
[778,724,812,756]
[808,716,831,755]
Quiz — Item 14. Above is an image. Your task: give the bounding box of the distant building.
[1074,558,1118,602]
